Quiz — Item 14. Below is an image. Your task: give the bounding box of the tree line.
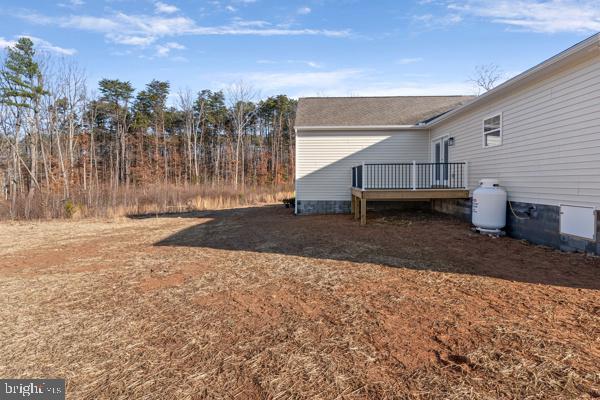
[0,38,296,218]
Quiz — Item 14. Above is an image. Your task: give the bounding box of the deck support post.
[360,198,367,225]
[351,195,355,216]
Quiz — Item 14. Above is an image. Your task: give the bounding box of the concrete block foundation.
[433,199,600,255]
[297,197,599,255]
[296,200,351,215]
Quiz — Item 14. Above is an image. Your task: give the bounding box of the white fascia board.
[295,125,428,131]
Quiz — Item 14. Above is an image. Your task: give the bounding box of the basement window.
[483,114,502,147]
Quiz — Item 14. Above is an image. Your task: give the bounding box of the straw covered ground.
[0,205,599,399]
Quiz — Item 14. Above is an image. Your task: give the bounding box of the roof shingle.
[295,96,475,127]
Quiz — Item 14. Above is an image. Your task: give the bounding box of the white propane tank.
[472,179,507,233]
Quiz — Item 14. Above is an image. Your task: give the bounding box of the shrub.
[64,199,77,218]
[283,197,295,208]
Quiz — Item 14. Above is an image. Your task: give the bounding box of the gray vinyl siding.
[431,54,600,208]
[296,130,429,201]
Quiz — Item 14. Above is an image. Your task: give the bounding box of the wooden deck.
[351,188,470,225]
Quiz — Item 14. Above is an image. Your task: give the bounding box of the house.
[294,32,600,254]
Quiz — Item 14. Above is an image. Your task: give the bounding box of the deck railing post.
[362,161,366,189]
[412,160,417,190]
[464,161,469,189]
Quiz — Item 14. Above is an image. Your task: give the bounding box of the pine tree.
[98,79,134,186]
[0,37,47,215]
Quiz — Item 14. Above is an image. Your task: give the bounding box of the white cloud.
[447,0,600,33]
[397,57,423,65]
[155,41,185,57]
[297,7,311,15]
[166,41,184,49]
[58,0,85,8]
[59,15,121,32]
[16,10,351,46]
[347,81,475,97]
[28,36,77,55]
[257,59,322,68]
[0,35,76,55]
[413,13,463,28]
[231,18,269,28]
[0,37,16,49]
[108,34,156,46]
[226,5,237,12]
[155,2,179,14]
[234,69,363,93]
[220,68,474,97]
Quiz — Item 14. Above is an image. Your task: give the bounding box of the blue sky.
[1,0,599,100]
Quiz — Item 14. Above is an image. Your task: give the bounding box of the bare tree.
[470,63,504,94]
[0,39,297,219]
[0,101,12,203]
[178,88,196,183]
[227,81,257,189]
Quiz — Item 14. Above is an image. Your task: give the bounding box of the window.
[483,114,502,147]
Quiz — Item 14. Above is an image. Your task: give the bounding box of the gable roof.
[427,32,600,127]
[295,96,475,129]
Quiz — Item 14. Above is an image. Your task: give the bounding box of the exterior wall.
[430,53,600,209]
[295,130,429,212]
[433,199,600,254]
[430,53,600,253]
[508,202,600,253]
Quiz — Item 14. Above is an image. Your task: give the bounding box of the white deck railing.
[352,161,468,190]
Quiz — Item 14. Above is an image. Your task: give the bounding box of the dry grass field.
[0,205,599,399]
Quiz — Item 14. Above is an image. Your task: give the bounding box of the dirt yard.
[0,205,598,399]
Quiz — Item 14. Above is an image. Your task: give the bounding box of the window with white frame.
[483,114,502,147]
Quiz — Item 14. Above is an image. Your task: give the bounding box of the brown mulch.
[0,205,598,399]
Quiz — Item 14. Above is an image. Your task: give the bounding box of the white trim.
[482,112,503,148]
[463,161,469,190]
[361,161,365,189]
[431,134,450,162]
[412,160,417,190]
[428,128,431,161]
[295,125,427,131]
[431,135,450,186]
[294,130,298,214]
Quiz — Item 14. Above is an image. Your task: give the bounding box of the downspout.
[294,127,298,215]
[428,127,431,162]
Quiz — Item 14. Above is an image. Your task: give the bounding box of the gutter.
[295,124,428,132]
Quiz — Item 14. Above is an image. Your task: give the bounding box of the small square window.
[483,114,502,147]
